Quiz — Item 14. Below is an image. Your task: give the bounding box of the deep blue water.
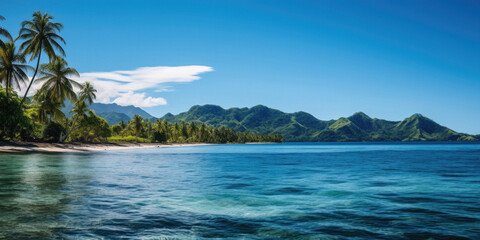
[0,142,479,239]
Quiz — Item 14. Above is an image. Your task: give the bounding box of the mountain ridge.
[159,104,477,142]
[62,102,154,125]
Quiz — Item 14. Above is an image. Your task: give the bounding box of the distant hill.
[62,102,154,125]
[97,111,131,125]
[160,104,477,142]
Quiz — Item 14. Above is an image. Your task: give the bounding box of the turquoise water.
[0,143,479,239]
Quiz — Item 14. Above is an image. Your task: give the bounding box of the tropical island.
[0,12,283,150]
[0,12,477,152]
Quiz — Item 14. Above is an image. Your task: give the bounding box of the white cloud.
[15,76,40,98]
[76,65,213,107]
[16,65,213,107]
[113,91,167,107]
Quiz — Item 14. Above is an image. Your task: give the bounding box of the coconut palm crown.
[131,114,144,140]
[79,81,96,105]
[17,11,66,105]
[36,56,81,105]
[34,90,66,122]
[0,15,13,48]
[0,41,33,98]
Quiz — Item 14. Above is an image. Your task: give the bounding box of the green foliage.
[131,114,144,139]
[0,88,32,140]
[0,41,33,99]
[151,130,168,143]
[108,136,151,143]
[0,15,13,47]
[33,91,66,122]
[18,11,66,105]
[108,116,284,144]
[42,121,64,142]
[69,112,112,142]
[78,81,96,105]
[36,56,80,104]
[112,124,123,136]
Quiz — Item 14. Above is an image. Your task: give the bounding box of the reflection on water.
[0,143,479,239]
[0,154,95,238]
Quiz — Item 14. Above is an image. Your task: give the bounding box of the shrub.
[43,121,65,142]
[70,113,112,142]
[151,130,168,143]
[0,88,33,141]
[107,136,151,143]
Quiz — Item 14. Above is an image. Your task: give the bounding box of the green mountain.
[97,111,131,125]
[62,102,154,125]
[89,103,153,119]
[160,105,477,142]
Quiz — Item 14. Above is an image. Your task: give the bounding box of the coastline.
[0,142,209,154]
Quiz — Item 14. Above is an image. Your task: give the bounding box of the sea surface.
[0,142,479,239]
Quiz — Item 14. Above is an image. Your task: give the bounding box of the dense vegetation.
[110,118,283,143]
[0,12,283,144]
[160,105,478,142]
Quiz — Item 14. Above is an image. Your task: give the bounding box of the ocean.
[0,142,479,239]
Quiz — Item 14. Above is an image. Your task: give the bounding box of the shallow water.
[0,142,479,239]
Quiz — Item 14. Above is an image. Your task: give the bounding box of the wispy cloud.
[18,65,213,108]
[76,65,213,107]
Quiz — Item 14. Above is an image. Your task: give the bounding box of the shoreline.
[0,142,210,154]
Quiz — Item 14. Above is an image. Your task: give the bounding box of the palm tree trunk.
[6,70,11,99]
[60,115,79,143]
[20,46,42,106]
[3,72,8,139]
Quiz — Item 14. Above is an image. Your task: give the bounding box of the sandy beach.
[0,142,208,153]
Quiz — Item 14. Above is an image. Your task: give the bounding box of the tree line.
[0,12,283,144]
[111,117,284,143]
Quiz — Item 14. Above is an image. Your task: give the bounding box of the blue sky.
[2,0,480,133]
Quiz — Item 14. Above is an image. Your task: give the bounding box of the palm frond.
[0,28,12,41]
[47,38,66,56]
[0,41,31,94]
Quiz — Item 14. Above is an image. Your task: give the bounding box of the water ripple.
[0,143,479,239]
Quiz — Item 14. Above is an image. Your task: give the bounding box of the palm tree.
[79,81,96,105]
[131,114,144,141]
[0,41,33,98]
[34,91,65,122]
[0,15,13,48]
[36,56,80,104]
[17,11,65,105]
[71,99,90,119]
[60,97,92,142]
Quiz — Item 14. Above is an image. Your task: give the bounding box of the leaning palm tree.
[0,41,33,98]
[17,11,65,105]
[79,81,96,105]
[36,56,80,104]
[33,91,65,122]
[60,93,95,142]
[0,15,13,48]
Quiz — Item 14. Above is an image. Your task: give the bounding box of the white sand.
[0,142,209,153]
